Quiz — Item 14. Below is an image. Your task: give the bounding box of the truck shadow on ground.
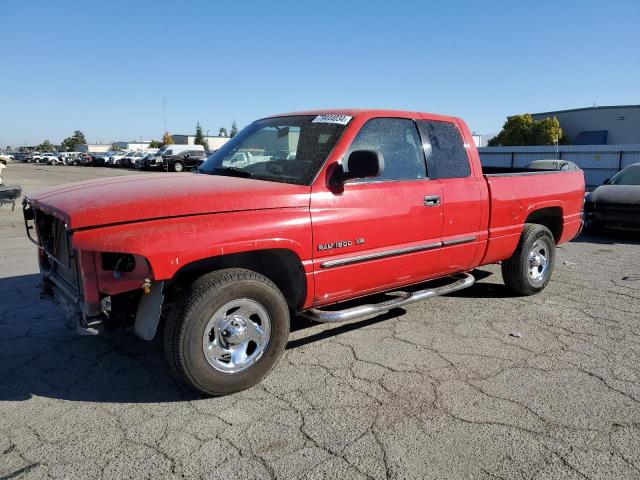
[0,267,541,404]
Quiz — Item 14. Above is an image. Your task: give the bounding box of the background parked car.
[30,152,53,163]
[526,160,580,171]
[145,145,206,172]
[584,163,640,233]
[108,151,132,167]
[91,151,115,167]
[76,153,94,166]
[122,150,156,168]
[41,153,62,165]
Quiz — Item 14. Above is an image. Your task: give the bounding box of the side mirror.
[603,178,610,185]
[332,150,384,185]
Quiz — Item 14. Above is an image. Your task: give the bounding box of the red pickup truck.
[24,110,584,395]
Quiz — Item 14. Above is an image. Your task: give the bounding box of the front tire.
[502,224,556,296]
[164,268,290,396]
[173,161,184,172]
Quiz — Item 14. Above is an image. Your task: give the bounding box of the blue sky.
[1,0,638,147]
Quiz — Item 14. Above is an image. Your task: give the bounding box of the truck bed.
[480,168,585,265]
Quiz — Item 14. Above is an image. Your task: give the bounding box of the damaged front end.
[23,200,163,339]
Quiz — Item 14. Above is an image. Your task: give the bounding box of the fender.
[72,207,312,280]
[72,208,314,341]
[71,208,314,280]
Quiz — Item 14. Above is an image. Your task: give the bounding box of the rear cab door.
[310,114,444,306]
[416,116,489,274]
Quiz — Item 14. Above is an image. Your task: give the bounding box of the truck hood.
[27,173,311,230]
[588,185,640,205]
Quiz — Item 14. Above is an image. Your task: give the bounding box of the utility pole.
[163,97,167,133]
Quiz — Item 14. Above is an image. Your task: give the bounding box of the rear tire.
[164,268,290,396]
[502,223,556,296]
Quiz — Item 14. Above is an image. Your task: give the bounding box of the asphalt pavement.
[1,163,640,479]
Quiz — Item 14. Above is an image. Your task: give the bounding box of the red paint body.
[27,110,585,314]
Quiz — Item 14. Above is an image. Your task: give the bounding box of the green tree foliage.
[110,143,124,151]
[488,114,568,146]
[162,132,174,145]
[61,130,87,151]
[230,121,239,138]
[194,122,208,149]
[149,140,163,148]
[37,140,54,151]
[218,127,228,137]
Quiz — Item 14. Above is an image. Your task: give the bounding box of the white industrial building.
[172,134,229,151]
[531,105,640,145]
[77,144,111,153]
[112,141,152,151]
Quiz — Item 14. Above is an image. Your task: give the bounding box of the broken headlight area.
[101,252,136,279]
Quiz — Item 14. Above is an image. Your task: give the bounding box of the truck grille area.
[31,209,81,299]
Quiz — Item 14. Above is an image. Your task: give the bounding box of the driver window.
[347,118,426,182]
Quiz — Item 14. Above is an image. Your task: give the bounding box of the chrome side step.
[301,272,475,323]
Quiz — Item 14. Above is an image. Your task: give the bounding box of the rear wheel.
[502,223,556,295]
[164,268,290,396]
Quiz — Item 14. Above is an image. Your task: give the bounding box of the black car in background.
[584,163,640,233]
[139,146,207,172]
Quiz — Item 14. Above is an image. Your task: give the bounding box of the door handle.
[424,195,441,207]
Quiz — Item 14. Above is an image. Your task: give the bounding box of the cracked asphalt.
[2,163,640,479]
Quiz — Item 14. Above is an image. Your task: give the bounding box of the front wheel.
[173,161,184,172]
[164,268,290,396]
[502,223,556,296]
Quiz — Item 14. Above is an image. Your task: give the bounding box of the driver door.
[310,117,444,306]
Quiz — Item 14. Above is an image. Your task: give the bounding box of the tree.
[149,140,163,148]
[230,121,239,138]
[531,116,569,145]
[110,143,124,151]
[162,132,174,145]
[488,114,568,146]
[37,140,54,151]
[218,127,228,137]
[61,130,87,151]
[194,122,207,149]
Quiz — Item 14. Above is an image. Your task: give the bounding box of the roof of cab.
[261,109,461,124]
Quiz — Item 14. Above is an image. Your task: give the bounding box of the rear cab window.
[417,120,470,179]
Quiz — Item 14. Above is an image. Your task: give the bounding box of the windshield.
[611,165,640,185]
[199,115,349,185]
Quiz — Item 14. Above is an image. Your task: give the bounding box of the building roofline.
[172,134,228,139]
[532,105,640,116]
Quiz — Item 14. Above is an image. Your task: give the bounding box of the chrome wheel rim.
[528,240,548,283]
[202,298,271,374]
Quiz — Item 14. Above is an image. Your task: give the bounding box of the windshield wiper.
[211,166,252,178]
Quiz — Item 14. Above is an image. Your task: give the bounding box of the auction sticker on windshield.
[312,114,352,125]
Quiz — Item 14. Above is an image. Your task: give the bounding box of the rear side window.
[347,118,426,181]
[418,120,470,179]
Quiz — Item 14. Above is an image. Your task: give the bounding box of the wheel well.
[168,249,307,311]
[524,207,563,243]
